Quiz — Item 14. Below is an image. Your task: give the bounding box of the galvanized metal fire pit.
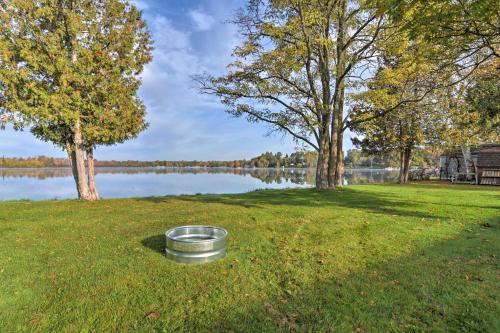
[165,225,228,264]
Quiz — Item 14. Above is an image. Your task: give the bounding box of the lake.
[0,167,399,200]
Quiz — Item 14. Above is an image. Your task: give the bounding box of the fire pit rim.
[164,225,228,243]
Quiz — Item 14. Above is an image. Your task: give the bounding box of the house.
[440,144,500,185]
[476,144,500,185]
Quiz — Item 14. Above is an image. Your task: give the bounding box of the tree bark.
[66,143,81,198]
[73,119,92,200]
[405,148,412,183]
[67,40,93,200]
[334,125,344,187]
[86,146,100,200]
[328,116,338,187]
[328,0,347,188]
[398,149,405,183]
[403,147,411,183]
[316,131,330,189]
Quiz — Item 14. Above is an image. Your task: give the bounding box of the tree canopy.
[386,0,498,74]
[0,0,152,200]
[198,0,408,189]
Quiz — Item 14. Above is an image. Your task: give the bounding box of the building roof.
[477,144,500,168]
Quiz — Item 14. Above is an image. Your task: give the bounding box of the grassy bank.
[0,184,499,332]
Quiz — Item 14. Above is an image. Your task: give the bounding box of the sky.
[0,0,353,161]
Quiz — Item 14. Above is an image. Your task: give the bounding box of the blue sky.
[0,0,353,161]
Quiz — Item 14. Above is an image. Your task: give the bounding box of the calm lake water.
[0,167,398,200]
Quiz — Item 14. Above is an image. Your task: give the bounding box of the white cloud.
[151,16,190,50]
[188,9,216,31]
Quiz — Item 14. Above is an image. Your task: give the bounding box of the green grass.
[0,183,499,332]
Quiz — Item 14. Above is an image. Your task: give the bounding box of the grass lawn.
[0,183,499,332]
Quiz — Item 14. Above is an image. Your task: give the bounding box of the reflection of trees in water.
[0,167,398,185]
[0,168,74,180]
[245,168,310,185]
[344,169,399,185]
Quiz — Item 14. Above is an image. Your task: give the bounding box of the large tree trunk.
[66,143,81,198]
[328,0,347,188]
[328,116,338,187]
[403,147,411,183]
[333,125,344,187]
[316,131,330,189]
[328,112,345,188]
[68,46,93,200]
[398,149,405,183]
[86,146,100,200]
[72,119,93,200]
[398,147,412,183]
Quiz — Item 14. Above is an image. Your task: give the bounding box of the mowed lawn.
[0,184,498,332]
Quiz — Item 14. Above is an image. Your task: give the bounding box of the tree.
[198,0,405,189]
[465,65,500,132]
[0,0,152,200]
[352,101,441,183]
[344,149,362,168]
[371,0,499,180]
[350,30,445,182]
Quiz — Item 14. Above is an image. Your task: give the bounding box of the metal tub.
[165,225,228,264]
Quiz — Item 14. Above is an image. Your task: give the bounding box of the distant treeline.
[0,151,317,168]
[0,156,71,168]
[0,148,438,169]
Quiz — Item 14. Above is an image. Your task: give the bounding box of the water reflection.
[0,167,398,200]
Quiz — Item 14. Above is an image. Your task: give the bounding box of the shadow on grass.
[141,234,165,254]
[409,199,500,210]
[137,186,446,219]
[193,218,499,332]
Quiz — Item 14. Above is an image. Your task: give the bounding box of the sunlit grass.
[0,183,498,332]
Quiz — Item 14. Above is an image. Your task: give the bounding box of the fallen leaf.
[389,280,399,286]
[465,273,482,282]
[264,302,278,315]
[277,312,299,332]
[146,312,161,319]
